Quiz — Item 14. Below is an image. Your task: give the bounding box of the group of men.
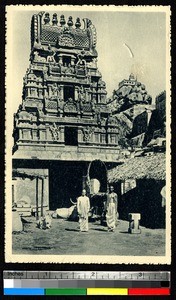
[77,186,118,232]
[37,186,118,232]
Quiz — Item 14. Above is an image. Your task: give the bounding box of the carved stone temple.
[12,12,120,212]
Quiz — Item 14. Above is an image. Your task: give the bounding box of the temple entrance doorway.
[88,159,108,194]
[49,161,88,210]
[84,159,108,219]
[49,160,109,211]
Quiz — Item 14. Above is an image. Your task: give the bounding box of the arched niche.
[87,159,107,194]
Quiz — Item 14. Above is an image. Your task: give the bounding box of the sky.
[6,6,170,117]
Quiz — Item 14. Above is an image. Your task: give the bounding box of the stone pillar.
[12,210,23,232]
[94,129,100,144]
[41,178,44,217]
[128,213,141,234]
[78,128,82,143]
[36,177,39,220]
[58,55,63,65]
[48,85,52,98]
[87,91,91,103]
[38,88,43,98]
[75,86,79,101]
[60,85,64,101]
[19,129,23,140]
[31,87,38,98]
[43,85,48,98]
[85,88,89,102]
[26,87,30,97]
[71,57,75,66]
[59,126,65,143]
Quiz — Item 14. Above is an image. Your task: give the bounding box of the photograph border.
[5,4,171,264]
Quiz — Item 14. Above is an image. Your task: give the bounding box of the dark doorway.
[65,127,78,146]
[88,160,107,193]
[49,162,87,210]
[64,85,74,101]
[63,56,71,67]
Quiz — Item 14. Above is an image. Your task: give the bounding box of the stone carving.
[83,18,97,49]
[37,107,45,117]
[45,98,58,110]
[27,70,37,81]
[95,109,101,126]
[47,51,56,63]
[75,52,87,77]
[13,14,117,153]
[50,83,60,99]
[49,63,61,75]
[43,66,48,80]
[82,126,94,142]
[98,79,106,89]
[58,32,75,47]
[64,98,77,113]
[78,86,86,103]
[44,12,50,24]
[89,58,97,68]
[67,16,73,27]
[106,114,117,126]
[33,51,46,62]
[76,53,86,66]
[75,17,81,29]
[60,14,66,26]
[58,98,64,110]
[52,13,58,26]
[64,64,73,74]
[49,123,60,141]
[83,18,92,29]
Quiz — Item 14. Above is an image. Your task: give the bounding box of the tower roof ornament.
[129,73,135,81]
[75,17,81,29]
[60,15,66,26]
[67,16,73,27]
[44,13,50,25]
[52,13,58,26]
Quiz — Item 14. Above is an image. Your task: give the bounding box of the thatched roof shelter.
[108,153,166,182]
[13,168,48,180]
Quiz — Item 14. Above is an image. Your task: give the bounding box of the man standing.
[77,189,90,232]
[106,185,118,232]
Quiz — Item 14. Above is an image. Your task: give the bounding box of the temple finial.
[60,15,66,26]
[75,17,81,29]
[67,16,73,27]
[44,12,50,25]
[52,13,58,26]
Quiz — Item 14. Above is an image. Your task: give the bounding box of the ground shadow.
[22,246,53,250]
[91,228,107,232]
[65,228,80,232]
[119,231,130,234]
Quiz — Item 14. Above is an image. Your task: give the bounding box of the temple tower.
[12,12,120,210]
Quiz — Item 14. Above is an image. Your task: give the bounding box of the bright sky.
[6,6,169,116]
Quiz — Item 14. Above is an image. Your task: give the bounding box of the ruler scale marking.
[4,271,170,281]
[3,271,170,295]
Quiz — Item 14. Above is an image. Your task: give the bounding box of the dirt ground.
[12,216,165,256]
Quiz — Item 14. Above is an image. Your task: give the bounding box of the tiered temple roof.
[13,12,120,162]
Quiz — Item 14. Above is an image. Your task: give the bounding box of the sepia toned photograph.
[5,5,171,264]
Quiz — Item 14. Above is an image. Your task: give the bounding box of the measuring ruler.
[4,271,170,296]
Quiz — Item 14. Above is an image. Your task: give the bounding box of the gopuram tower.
[12,12,120,211]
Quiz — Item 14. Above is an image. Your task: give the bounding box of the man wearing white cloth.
[77,189,90,232]
[106,185,118,232]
